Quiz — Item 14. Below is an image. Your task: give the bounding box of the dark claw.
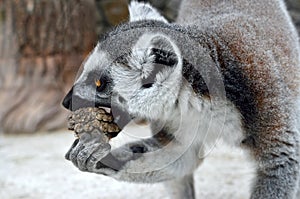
[130,145,147,153]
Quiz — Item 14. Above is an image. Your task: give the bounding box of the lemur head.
[62,1,184,126]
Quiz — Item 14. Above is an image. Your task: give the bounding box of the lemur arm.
[65,128,202,183]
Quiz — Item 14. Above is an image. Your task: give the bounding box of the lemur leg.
[251,159,299,199]
[243,132,300,199]
[163,146,204,199]
[297,181,300,198]
[66,128,203,183]
[164,174,195,199]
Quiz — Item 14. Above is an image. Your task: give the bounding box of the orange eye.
[95,79,101,87]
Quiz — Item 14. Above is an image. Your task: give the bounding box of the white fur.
[75,45,108,84]
[109,80,243,179]
[129,1,168,23]
[112,33,183,121]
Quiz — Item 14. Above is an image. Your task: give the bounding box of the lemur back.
[179,0,300,135]
[178,0,300,95]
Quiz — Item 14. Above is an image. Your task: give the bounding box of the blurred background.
[0,0,299,135]
[0,0,300,199]
[0,0,181,134]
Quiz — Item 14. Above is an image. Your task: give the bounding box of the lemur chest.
[175,90,245,148]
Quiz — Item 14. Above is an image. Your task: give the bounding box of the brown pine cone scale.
[68,107,121,139]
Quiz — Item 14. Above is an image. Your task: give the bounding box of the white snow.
[0,131,254,199]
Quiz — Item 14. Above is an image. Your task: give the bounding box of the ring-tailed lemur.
[62,0,300,198]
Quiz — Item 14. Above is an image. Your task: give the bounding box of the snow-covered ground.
[0,130,254,199]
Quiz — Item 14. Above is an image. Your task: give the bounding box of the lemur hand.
[65,130,114,173]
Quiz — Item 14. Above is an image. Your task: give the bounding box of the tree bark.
[0,0,97,133]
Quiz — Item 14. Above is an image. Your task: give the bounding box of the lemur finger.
[91,143,111,159]
[65,139,79,160]
[85,144,116,171]
[70,142,85,167]
[77,141,101,171]
[65,133,93,163]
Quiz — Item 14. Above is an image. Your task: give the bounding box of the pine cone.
[68,107,121,139]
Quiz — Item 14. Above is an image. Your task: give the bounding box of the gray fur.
[164,174,195,199]
[64,0,300,198]
[128,1,168,23]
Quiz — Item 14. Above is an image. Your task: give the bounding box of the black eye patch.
[95,76,108,92]
[85,71,111,93]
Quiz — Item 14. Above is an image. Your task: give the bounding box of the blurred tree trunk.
[0,0,97,133]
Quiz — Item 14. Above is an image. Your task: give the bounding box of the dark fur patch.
[207,36,260,133]
[151,48,210,97]
[130,145,148,153]
[241,135,257,148]
[153,129,175,146]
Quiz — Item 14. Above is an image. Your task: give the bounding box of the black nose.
[62,86,105,111]
[62,87,73,110]
[62,85,114,111]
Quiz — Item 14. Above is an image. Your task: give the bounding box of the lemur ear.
[129,33,182,80]
[128,1,168,23]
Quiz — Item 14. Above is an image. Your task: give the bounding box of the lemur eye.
[95,79,101,87]
[95,79,105,92]
[94,75,111,92]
